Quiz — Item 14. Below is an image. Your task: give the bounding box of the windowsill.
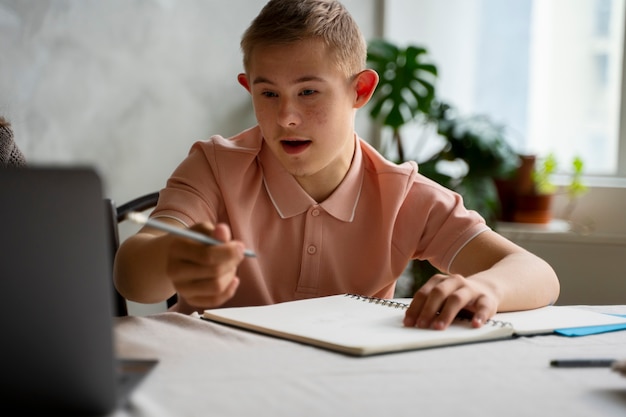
[496,219,570,233]
[496,220,626,246]
[552,174,626,189]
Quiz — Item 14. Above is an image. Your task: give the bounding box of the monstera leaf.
[367,39,438,130]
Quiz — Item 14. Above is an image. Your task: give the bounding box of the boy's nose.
[277,99,301,127]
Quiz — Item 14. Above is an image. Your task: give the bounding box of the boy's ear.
[238,73,251,92]
[353,69,379,108]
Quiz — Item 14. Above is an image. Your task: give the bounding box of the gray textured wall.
[0,0,378,204]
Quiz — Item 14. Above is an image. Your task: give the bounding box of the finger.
[404,293,430,327]
[188,221,216,236]
[467,295,496,328]
[168,229,243,269]
[190,222,245,260]
[405,274,473,329]
[430,287,474,330]
[167,238,216,269]
[416,276,468,328]
[162,222,244,309]
[180,276,240,308]
[403,274,448,327]
[190,222,233,244]
[212,223,233,242]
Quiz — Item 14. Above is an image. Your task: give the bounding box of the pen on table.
[550,359,616,368]
[126,211,256,257]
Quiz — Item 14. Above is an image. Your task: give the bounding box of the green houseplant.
[367,40,519,226]
[366,39,520,293]
[420,102,520,225]
[366,38,438,162]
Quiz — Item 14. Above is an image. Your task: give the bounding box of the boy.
[114,0,559,330]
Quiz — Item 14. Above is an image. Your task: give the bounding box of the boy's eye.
[300,89,316,96]
[262,91,278,98]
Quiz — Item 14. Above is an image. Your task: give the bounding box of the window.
[384,0,626,178]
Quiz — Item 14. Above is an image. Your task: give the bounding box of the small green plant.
[532,153,588,197]
[568,156,587,199]
[563,155,588,221]
[532,153,558,195]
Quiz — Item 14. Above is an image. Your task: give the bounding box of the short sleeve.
[395,173,489,273]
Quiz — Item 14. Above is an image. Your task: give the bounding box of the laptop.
[0,167,156,415]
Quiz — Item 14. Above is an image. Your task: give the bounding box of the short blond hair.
[240,0,366,77]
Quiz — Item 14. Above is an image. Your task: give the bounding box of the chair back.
[107,192,177,316]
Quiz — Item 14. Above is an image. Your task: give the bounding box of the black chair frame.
[106,192,177,316]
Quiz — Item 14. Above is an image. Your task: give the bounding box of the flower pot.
[495,154,536,222]
[513,193,554,224]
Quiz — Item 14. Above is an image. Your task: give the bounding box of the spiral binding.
[344,293,512,328]
[345,293,409,310]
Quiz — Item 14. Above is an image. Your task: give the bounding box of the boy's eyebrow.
[252,75,326,85]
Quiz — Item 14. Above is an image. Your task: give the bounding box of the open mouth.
[281,140,312,154]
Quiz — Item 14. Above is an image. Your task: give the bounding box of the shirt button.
[307,245,317,254]
[311,208,320,216]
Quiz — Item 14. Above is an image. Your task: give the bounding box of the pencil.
[550,359,616,368]
[126,211,256,257]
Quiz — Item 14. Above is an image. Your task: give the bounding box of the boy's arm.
[403,230,560,330]
[113,219,245,308]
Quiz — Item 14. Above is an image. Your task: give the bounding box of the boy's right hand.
[163,222,245,309]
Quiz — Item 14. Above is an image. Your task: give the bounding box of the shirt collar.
[259,135,364,222]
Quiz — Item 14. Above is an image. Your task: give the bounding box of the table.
[111,306,626,417]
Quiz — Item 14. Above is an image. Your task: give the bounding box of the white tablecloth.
[112,306,626,417]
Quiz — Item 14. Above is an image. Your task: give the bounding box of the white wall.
[0,0,378,205]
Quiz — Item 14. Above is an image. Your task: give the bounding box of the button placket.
[296,205,323,294]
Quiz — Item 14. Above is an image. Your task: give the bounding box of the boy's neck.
[294,175,339,203]
[293,145,356,203]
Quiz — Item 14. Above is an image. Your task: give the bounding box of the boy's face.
[238,39,377,200]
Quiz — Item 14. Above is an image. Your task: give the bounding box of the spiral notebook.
[202,294,626,356]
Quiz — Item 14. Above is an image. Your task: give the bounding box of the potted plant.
[367,40,520,225]
[366,39,521,292]
[508,153,587,224]
[512,153,557,224]
[422,102,520,226]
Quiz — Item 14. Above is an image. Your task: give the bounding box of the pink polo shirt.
[152,125,488,312]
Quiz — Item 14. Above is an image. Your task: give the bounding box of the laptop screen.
[0,167,119,415]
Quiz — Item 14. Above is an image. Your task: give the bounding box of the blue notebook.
[554,314,626,337]
[493,308,626,337]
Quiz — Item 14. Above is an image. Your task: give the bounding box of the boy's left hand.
[403,273,498,330]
